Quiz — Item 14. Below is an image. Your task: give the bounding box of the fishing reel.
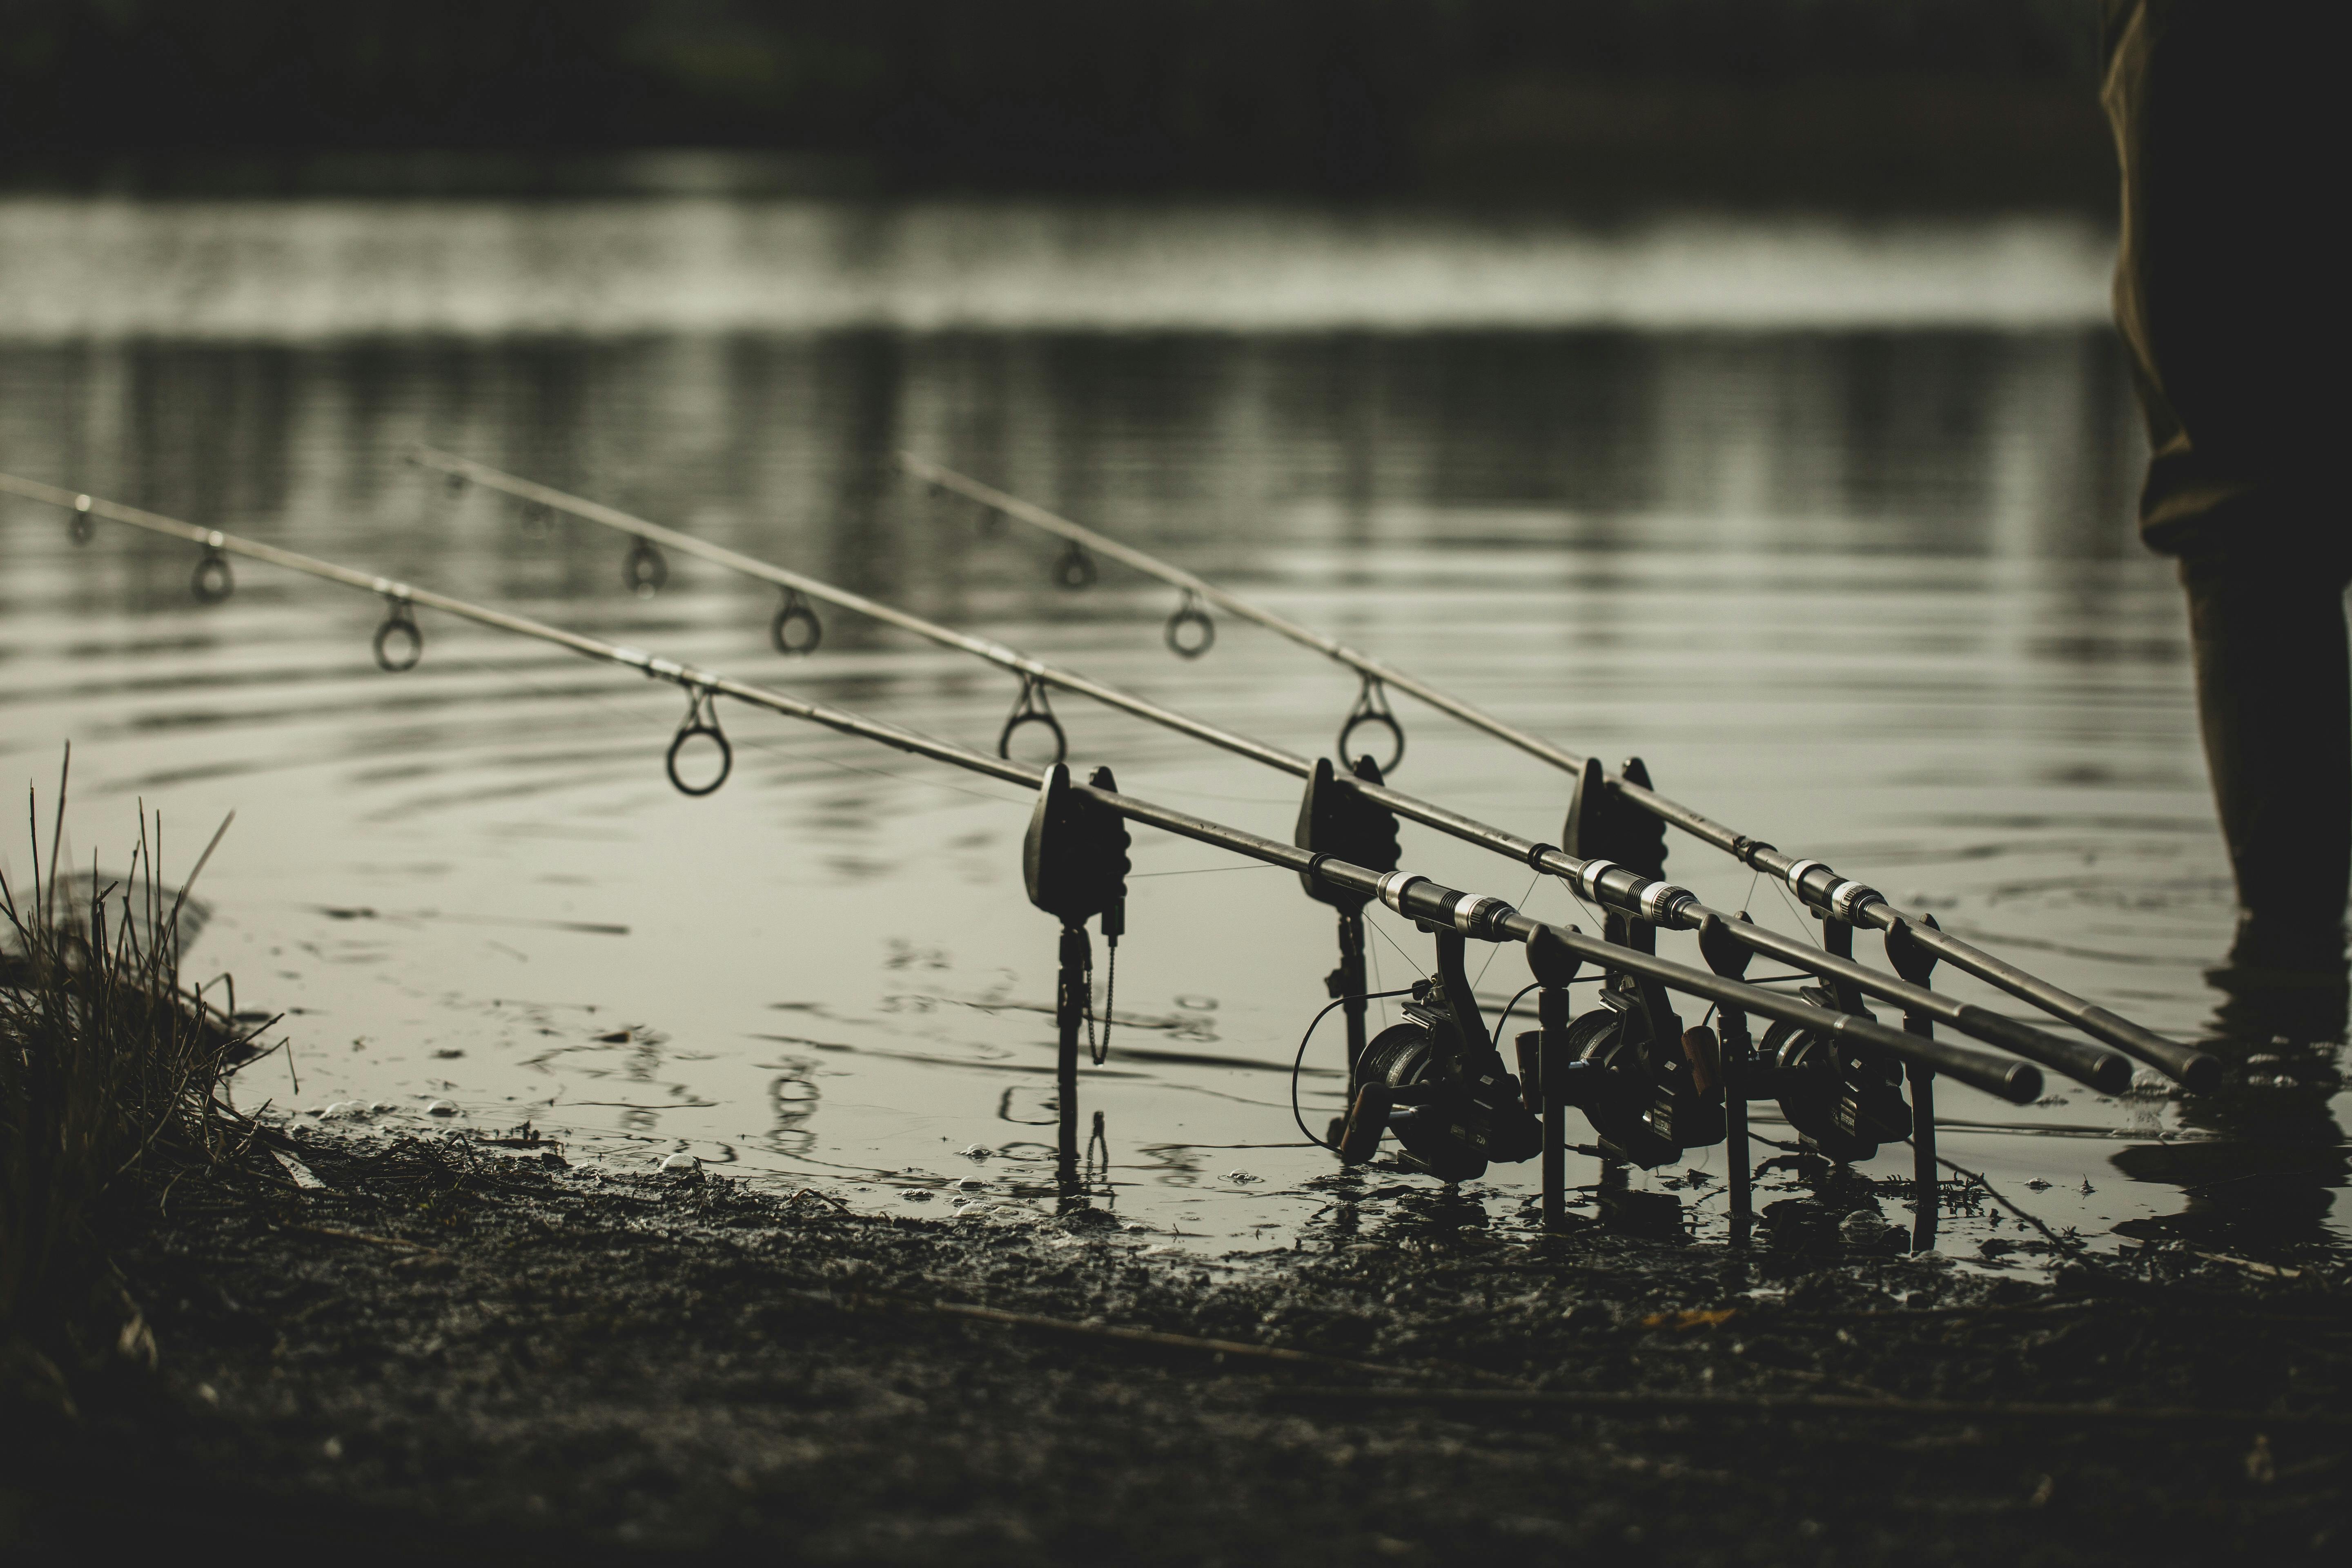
[1753,987,1911,1164]
[1541,982,1723,1169]
[1332,931,1540,1183]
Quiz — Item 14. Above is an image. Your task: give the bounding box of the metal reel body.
[1352,994,1541,1184]
[1754,988,1910,1163]
[1558,996,1722,1168]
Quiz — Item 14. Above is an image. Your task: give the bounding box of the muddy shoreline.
[8,1129,2349,1565]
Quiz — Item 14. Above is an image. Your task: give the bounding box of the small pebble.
[956,1177,987,1191]
[1223,1170,1261,1185]
[903,1190,934,1203]
[423,1100,458,1117]
[658,1152,699,1171]
[958,1145,991,1160]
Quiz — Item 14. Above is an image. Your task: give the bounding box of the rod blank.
[898,453,2212,1087]
[2,468,2021,1114]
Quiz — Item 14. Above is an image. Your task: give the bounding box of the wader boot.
[2183,550,2352,1040]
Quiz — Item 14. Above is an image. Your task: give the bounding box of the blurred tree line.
[0,0,2113,204]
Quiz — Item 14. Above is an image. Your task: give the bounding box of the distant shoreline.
[0,198,2118,343]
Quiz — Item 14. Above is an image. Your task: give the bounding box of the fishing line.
[1290,986,1419,1152]
[1471,871,1542,989]
[1490,981,1543,1048]
[400,452,2188,1096]
[1365,910,1425,975]
[1127,862,1282,878]
[1769,874,1822,945]
[896,454,2216,1091]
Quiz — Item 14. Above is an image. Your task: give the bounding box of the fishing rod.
[8,468,2042,1228]
[401,448,2131,1103]
[896,453,2218,1093]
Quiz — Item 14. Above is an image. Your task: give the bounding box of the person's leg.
[2182,551,2352,982]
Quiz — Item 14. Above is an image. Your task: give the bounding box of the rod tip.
[2089,1052,2136,1096]
[2174,1048,2223,1093]
[2000,1062,2045,1105]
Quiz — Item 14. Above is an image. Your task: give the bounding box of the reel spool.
[1332,939,1540,1184]
[1754,987,1911,1164]
[1547,997,1724,1169]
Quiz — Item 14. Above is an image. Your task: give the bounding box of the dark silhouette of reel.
[1755,991,1909,1164]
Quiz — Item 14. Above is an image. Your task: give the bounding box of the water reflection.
[6,207,2341,1260]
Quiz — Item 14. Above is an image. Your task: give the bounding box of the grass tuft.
[1,747,274,1383]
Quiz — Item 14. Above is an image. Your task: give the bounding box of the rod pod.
[413,450,2135,1094]
[903,452,2215,1089]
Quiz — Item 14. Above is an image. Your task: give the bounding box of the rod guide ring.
[190,544,234,604]
[625,536,669,597]
[1165,590,1215,659]
[372,595,423,673]
[1337,674,1404,776]
[665,684,732,797]
[1052,541,1097,590]
[997,675,1068,766]
[772,588,823,656]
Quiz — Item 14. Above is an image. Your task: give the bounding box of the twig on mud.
[812,1288,1526,1387]
[288,1223,443,1258]
[1265,1386,2352,1428]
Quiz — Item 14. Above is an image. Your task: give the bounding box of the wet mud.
[7,1129,2350,1566]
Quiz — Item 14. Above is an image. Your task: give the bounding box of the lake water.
[2,196,2341,1266]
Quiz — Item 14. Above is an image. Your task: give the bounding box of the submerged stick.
[1267,1385,2352,1428]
